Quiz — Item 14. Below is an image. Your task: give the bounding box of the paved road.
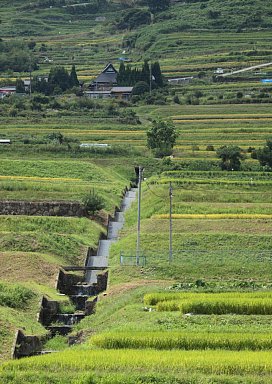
[218,62,272,77]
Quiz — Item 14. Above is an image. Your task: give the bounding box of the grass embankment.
[0,215,105,361]
[0,281,47,361]
[0,157,130,206]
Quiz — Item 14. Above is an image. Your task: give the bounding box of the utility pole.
[169,181,173,262]
[136,166,143,265]
[149,62,152,95]
[29,67,32,96]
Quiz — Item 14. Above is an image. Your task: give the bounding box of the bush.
[206,145,215,151]
[82,189,105,215]
[0,283,35,308]
[173,95,180,104]
[132,81,149,96]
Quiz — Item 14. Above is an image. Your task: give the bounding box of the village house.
[89,63,118,91]
[86,63,133,100]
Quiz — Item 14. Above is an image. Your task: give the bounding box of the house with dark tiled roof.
[89,63,118,91]
[86,63,133,100]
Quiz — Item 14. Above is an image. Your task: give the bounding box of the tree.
[48,66,70,92]
[117,61,126,85]
[152,61,163,87]
[132,81,149,95]
[147,0,170,13]
[46,132,64,144]
[16,79,25,93]
[147,119,177,157]
[70,64,79,87]
[256,140,272,169]
[82,189,105,215]
[216,145,244,171]
[141,60,150,84]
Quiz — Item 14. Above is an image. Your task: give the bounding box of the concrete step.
[97,239,114,257]
[107,221,124,239]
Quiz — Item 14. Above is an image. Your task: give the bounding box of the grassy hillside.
[1,0,272,82]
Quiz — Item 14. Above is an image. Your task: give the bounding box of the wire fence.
[120,249,272,267]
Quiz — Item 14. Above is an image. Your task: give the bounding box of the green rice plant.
[90,331,272,351]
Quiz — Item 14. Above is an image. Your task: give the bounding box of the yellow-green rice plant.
[144,292,272,306]
[2,349,272,377]
[154,214,272,219]
[156,298,272,315]
[90,331,272,351]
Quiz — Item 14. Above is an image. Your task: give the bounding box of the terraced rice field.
[109,165,272,283]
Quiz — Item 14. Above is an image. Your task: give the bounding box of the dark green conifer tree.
[117,61,126,85]
[70,64,79,87]
[141,60,150,84]
[152,61,164,87]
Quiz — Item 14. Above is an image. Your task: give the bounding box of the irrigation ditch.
[11,186,137,359]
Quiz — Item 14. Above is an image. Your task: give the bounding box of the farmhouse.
[86,64,133,100]
[89,63,118,91]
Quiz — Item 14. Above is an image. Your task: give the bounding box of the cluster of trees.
[144,0,170,13]
[0,39,38,72]
[116,0,171,30]
[145,122,272,170]
[117,60,163,89]
[217,141,272,171]
[116,8,151,30]
[32,65,79,95]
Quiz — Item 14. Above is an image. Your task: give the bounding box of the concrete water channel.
[13,186,137,358]
[44,187,138,339]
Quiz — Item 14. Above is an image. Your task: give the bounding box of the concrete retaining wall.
[12,330,43,359]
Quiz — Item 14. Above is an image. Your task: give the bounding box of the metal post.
[169,181,173,262]
[136,166,143,265]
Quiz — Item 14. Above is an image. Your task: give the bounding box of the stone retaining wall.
[0,200,85,217]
